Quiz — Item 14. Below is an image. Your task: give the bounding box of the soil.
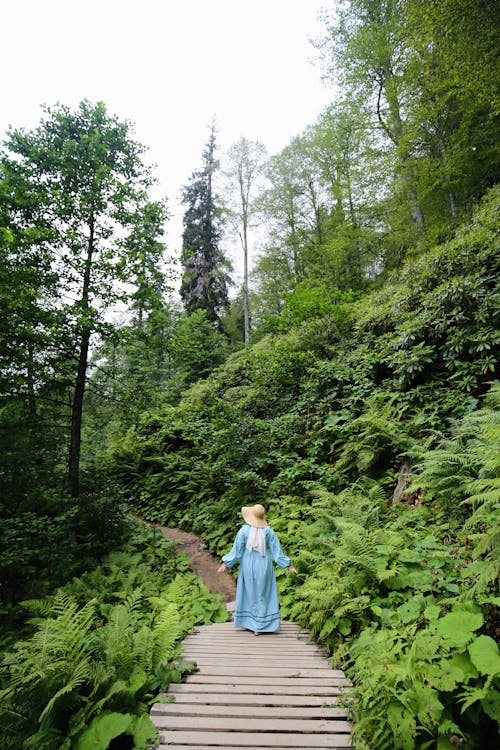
[149,522,236,604]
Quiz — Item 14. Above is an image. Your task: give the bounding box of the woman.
[217,504,297,635]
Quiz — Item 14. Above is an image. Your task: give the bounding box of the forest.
[1,1,499,749]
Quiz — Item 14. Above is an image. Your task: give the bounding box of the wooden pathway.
[151,620,352,749]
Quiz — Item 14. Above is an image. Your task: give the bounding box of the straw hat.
[241,504,268,528]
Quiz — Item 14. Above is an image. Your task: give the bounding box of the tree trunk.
[377,73,425,236]
[308,178,323,247]
[437,134,457,219]
[68,215,94,497]
[390,462,413,505]
[68,328,91,498]
[241,215,250,345]
[27,339,36,419]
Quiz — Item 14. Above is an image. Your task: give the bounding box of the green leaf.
[319,617,336,638]
[414,683,443,728]
[437,738,460,750]
[451,651,478,681]
[398,595,425,624]
[426,660,465,691]
[468,635,500,676]
[75,712,133,750]
[423,604,441,622]
[481,689,500,722]
[435,610,483,647]
[387,701,416,750]
[128,664,148,693]
[132,713,158,747]
[338,617,352,635]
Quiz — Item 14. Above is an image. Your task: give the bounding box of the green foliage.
[102,191,499,749]
[0,523,228,750]
[0,492,134,622]
[0,99,170,499]
[74,711,157,750]
[166,309,230,397]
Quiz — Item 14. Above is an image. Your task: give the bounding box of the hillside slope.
[106,187,499,749]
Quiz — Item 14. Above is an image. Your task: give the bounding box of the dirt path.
[150,522,236,604]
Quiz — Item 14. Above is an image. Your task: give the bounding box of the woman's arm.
[268,528,295,570]
[217,526,246,571]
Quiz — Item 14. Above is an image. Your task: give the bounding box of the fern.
[151,602,180,666]
[0,524,225,750]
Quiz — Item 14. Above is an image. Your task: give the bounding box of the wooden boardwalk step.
[187,675,345,686]
[150,620,352,748]
[151,704,348,719]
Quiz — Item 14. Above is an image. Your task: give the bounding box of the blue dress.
[222,524,291,632]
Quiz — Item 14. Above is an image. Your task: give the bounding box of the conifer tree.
[180,123,230,323]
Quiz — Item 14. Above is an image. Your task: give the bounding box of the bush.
[0,522,228,750]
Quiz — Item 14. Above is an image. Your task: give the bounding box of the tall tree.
[0,160,66,503]
[81,198,174,445]
[225,137,268,343]
[317,0,499,249]
[403,0,500,229]
[180,122,230,323]
[2,100,159,497]
[122,199,171,328]
[317,0,425,240]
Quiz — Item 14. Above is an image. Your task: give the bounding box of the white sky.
[1,0,334,277]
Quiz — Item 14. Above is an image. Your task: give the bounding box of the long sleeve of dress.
[267,528,291,568]
[222,526,247,568]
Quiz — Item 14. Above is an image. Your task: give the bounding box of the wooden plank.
[183,649,326,658]
[157,742,345,750]
[200,623,307,628]
[168,683,343,696]
[157,730,351,747]
[182,641,322,651]
[190,628,310,636]
[192,629,307,634]
[185,658,330,668]
[191,628,310,636]
[186,656,332,665]
[186,631,314,645]
[151,704,348,719]
[181,665,344,678]
[186,630,314,643]
[186,643,314,649]
[153,715,350,733]
[183,635,318,643]
[163,692,340,706]
[159,746,346,750]
[187,675,346,686]
[183,650,325,659]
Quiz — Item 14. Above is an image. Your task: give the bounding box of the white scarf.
[246,526,266,557]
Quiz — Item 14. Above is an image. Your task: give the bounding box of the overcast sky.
[1,0,334,274]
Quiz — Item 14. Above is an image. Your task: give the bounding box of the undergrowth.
[103,189,500,748]
[0,523,228,750]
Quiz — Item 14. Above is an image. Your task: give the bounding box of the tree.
[122,199,172,327]
[318,0,425,237]
[180,122,230,324]
[253,97,381,323]
[403,0,500,231]
[2,100,160,497]
[82,199,174,452]
[258,137,319,287]
[316,0,500,250]
[225,137,268,343]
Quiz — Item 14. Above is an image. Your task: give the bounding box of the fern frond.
[152,602,180,665]
[38,657,91,728]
